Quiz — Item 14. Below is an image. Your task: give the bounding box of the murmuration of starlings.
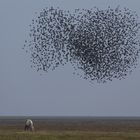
[24,6,140,83]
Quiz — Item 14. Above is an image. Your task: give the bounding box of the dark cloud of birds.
[24,6,140,83]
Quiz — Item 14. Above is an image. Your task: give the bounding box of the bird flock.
[24,6,140,83]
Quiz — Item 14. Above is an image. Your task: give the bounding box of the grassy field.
[0,117,140,140]
[1,131,140,140]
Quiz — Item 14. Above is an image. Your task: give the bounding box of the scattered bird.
[23,6,140,83]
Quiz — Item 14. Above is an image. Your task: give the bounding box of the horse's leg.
[24,125,27,131]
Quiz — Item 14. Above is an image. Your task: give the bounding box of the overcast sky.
[0,0,140,116]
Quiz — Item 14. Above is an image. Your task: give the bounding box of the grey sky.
[0,0,140,116]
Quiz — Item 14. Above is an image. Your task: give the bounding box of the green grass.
[0,131,140,140]
[1,117,140,140]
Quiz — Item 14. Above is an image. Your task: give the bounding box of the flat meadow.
[0,116,140,140]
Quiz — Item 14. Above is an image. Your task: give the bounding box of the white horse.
[24,119,34,131]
